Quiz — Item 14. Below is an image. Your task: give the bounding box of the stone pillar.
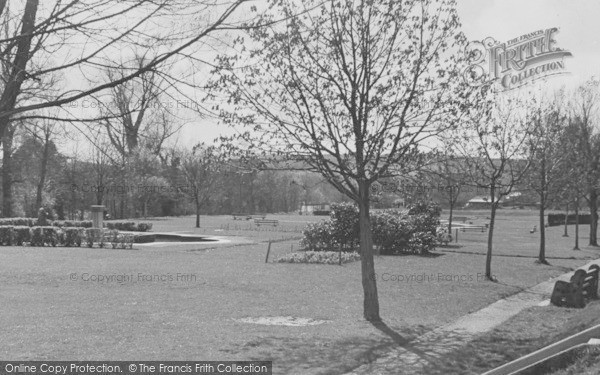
[90,205,106,229]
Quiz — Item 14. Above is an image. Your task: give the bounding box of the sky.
[174,0,600,149]
[62,0,600,154]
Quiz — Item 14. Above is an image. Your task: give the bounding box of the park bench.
[458,226,486,232]
[551,264,599,308]
[254,219,279,227]
[233,213,267,220]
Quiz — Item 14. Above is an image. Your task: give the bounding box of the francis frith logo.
[464,27,572,90]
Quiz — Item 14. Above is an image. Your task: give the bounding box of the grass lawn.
[1,210,599,374]
[414,300,600,374]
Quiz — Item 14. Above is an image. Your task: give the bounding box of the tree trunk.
[538,199,547,264]
[35,136,51,212]
[1,125,13,217]
[485,185,496,280]
[195,195,200,228]
[448,198,454,233]
[358,180,380,322]
[538,159,547,263]
[563,203,569,237]
[575,194,580,250]
[589,189,598,246]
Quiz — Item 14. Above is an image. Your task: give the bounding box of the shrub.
[300,200,442,255]
[110,221,135,231]
[136,222,153,232]
[300,221,338,251]
[104,221,147,232]
[42,227,59,246]
[61,227,84,247]
[13,226,31,245]
[408,232,437,255]
[30,227,44,246]
[84,228,103,247]
[0,225,14,245]
[0,218,35,227]
[52,220,93,228]
[274,251,361,264]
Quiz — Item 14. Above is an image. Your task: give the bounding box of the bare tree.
[180,143,223,228]
[212,0,472,321]
[456,95,537,280]
[525,95,569,264]
[568,80,600,247]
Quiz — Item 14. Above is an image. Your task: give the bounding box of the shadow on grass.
[218,323,430,375]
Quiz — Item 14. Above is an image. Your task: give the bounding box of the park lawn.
[1,210,599,374]
[415,300,600,375]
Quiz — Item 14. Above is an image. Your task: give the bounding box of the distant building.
[299,203,331,215]
[464,196,493,209]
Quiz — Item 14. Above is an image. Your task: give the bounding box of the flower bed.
[274,251,361,264]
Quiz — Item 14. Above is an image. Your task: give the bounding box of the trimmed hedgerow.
[84,228,103,248]
[0,218,36,227]
[60,227,85,247]
[13,226,31,245]
[52,220,93,228]
[0,225,14,245]
[274,251,361,264]
[135,222,153,232]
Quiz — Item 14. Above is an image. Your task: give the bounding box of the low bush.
[30,227,44,246]
[105,221,136,231]
[300,201,441,255]
[13,226,31,245]
[84,228,103,247]
[60,227,85,247]
[52,220,93,228]
[299,221,337,251]
[0,225,14,245]
[274,251,361,264]
[42,227,59,246]
[0,218,35,227]
[136,222,153,232]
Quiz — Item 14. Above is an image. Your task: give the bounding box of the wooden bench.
[458,226,486,232]
[551,264,599,308]
[233,213,267,220]
[254,219,279,227]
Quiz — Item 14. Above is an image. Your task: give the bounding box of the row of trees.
[9,127,345,222]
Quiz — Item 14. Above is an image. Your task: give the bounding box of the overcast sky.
[101,0,600,151]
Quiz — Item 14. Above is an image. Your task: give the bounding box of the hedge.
[547,213,593,227]
[0,226,138,247]
[0,218,152,232]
